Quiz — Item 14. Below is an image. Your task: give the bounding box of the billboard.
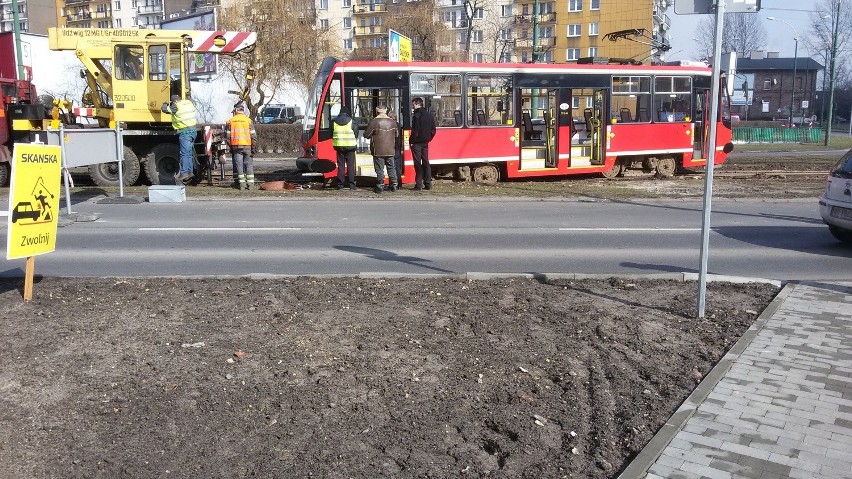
[161,10,218,78]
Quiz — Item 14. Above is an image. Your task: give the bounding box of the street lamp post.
[768,17,798,126]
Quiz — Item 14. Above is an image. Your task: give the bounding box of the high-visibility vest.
[172,99,198,130]
[332,119,357,148]
[227,113,254,146]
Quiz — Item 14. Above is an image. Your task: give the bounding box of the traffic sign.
[6,143,61,260]
[388,30,412,62]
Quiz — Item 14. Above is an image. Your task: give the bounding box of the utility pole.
[11,0,25,79]
[824,0,841,146]
[531,0,539,62]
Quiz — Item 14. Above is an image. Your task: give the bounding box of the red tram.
[297,57,734,185]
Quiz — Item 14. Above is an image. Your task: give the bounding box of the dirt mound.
[0,277,778,478]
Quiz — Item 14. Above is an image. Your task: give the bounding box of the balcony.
[353,25,385,37]
[137,4,163,14]
[514,37,555,49]
[352,3,386,14]
[514,12,555,25]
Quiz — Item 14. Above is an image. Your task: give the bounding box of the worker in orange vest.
[224,103,258,190]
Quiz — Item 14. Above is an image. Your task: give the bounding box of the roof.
[736,57,824,71]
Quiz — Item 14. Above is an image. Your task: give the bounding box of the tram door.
[567,88,606,166]
[693,88,709,159]
[348,87,404,176]
[519,88,560,169]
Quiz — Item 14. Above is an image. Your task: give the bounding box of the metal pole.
[697,0,726,318]
[825,0,841,146]
[532,0,539,63]
[115,125,124,198]
[791,37,798,126]
[59,125,75,215]
[11,0,25,79]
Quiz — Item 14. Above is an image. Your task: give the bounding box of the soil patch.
[0,277,778,478]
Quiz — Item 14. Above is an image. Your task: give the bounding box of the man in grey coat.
[363,105,399,193]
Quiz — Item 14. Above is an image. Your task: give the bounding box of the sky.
[666,0,821,62]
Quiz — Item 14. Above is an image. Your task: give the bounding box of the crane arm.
[48,28,256,54]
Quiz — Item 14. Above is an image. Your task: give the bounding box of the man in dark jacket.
[332,106,358,190]
[410,97,436,191]
[363,105,399,193]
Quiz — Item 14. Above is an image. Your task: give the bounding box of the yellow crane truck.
[45,27,256,185]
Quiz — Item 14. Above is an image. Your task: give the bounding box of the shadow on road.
[335,245,454,273]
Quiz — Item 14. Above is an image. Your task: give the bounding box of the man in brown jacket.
[363,105,399,193]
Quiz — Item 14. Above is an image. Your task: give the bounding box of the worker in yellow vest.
[225,103,258,190]
[161,94,198,183]
[332,106,358,190]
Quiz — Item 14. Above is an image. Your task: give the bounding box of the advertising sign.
[6,144,62,260]
[388,30,412,62]
[161,10,218,78]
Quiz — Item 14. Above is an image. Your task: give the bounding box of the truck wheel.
[145,143,181,185]
[88,147,140,186]
[0,161,9,187]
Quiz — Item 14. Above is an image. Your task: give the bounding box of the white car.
[819,149,852,243]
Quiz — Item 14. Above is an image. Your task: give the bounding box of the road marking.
[139,227,302,231]
[559,227,701,232]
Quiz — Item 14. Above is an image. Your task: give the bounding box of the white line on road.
[559,227,701,232]
[138,227,302,231]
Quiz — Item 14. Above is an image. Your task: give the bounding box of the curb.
[615,281,796,479]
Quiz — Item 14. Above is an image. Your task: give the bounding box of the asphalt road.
[2,196,849,281]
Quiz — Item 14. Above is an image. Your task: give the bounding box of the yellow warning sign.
[6,143,62,260]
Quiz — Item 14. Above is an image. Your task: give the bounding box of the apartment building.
[1,0,55,34]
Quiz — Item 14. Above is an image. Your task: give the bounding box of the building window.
[501,5,512,16]
[500,52,512,62]
[343,38,352,49]
[472,30,483,43]
[473,7,484,18]
[343,17,351,28]
[589,22,598,36]
[343,0,351,6]
[539,26,553,38]
[590,0,599,9]
[567,24,581,37]
[588,46,597,57]
[540,50,553,62]
[319,18,329,28]
[500,28,512,40]
[539,2,554,14]
[473,53,484,62]
[566,48,580,61]
[319,0,328,9]
[114,1,120,10]
[568,0,582,12]
[763,78,771,90]
[114,18,122,27]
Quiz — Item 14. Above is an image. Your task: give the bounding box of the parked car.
[818,149,852,243]
[257,104,303,124]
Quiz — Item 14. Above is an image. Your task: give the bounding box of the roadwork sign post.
[6,143,62,301]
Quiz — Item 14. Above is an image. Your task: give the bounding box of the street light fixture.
[767,17,798,126]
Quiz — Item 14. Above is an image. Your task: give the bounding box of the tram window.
[654,76,692,122]
[467,74,513,127]
[319,78,342,131]
[611,76,650,123]
[412,73,461,127]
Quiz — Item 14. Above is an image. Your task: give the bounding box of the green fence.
[732,127,823,144]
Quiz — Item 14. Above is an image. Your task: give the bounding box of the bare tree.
[807,0,852,90]
[218,0,341,118]
[384,0,449,61]
[694,13,768,60]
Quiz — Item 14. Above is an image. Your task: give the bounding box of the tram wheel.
[600,160,623,179]
[472,164,499,185]
[655,157,676,178]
